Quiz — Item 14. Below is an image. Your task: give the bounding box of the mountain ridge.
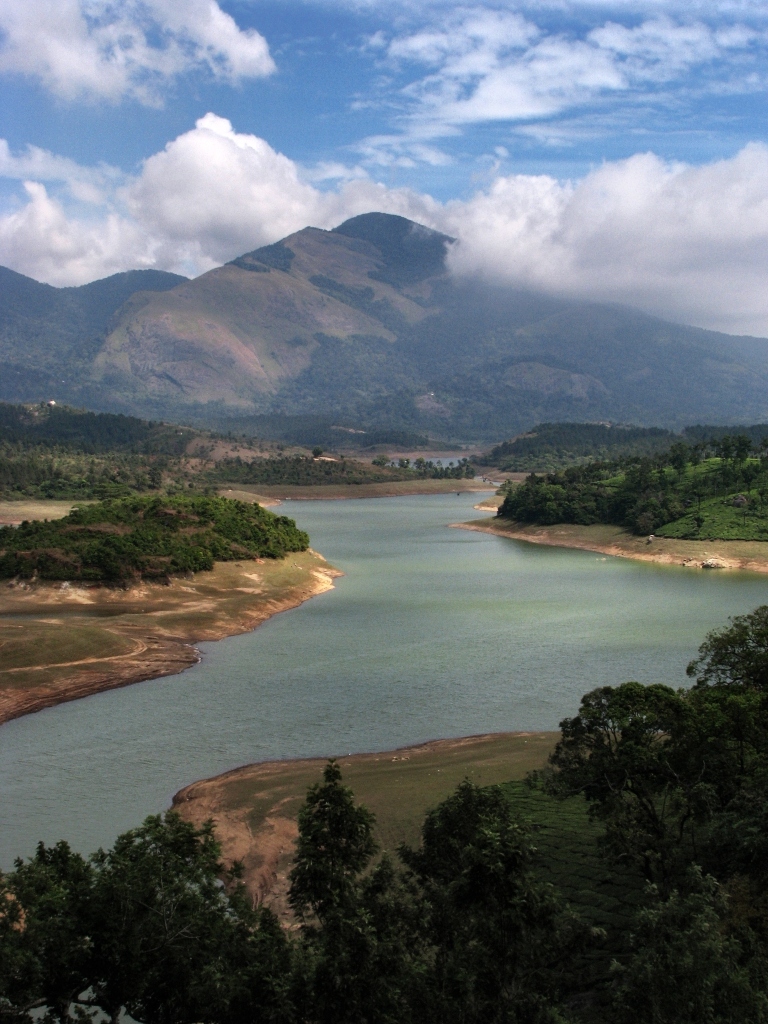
[2,213,768,441]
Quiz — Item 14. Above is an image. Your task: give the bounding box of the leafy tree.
[610,871,768,1024]
[1,814,291,1024]
[400,780,578,1024]
[289,761,424,1024]
[687,606,768,691]
[0,842,94,1024]
[545,683,693,885]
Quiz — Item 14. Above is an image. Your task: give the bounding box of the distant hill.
[482,421,768,472]
[480,423,679,471]
[0,401,193,454]
[4,213,768,441]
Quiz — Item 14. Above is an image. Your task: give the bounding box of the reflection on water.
[2,493,768,866]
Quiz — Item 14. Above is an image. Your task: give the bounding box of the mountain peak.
[332,212,454,287]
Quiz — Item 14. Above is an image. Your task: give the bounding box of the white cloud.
[359,10,762,165]
[3,117,768,336]
[0,0,274,104]
[444,143,768,335]
[0,182,151,285]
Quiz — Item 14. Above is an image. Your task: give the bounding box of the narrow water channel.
[2,493,768,867]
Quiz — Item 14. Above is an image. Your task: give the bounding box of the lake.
[2,492,768,867]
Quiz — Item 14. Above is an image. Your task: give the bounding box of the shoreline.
[454,518,768,573]
[0,551,342,726]
[223,480,495,502]
[172,731,557,914]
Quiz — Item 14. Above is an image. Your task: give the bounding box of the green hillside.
[480,422,678,471]
[0,266,186,405]
[5,215,768,441]
[498,432,768,539]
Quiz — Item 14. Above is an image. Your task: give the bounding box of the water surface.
[2,493,768,866]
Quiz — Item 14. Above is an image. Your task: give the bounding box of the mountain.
[3,213,768,441]
[0,266,187,405]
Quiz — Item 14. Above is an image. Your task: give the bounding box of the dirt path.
[0,634,149,672]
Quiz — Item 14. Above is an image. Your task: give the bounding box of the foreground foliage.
[0,495,309,582]
[5,608,768,1022]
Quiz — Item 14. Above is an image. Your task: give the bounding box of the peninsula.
[463,434,768,572]
[0,495,340,724]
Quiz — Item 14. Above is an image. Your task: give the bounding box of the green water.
[2,493,768,867]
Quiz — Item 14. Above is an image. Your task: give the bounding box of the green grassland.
[176,731,645,962]
[656,492,768,540]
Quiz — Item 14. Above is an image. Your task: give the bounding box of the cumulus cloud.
[0,0,274,103]
[3,116,768,335]
[443,143,768,336]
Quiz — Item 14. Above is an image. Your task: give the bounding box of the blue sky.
[3,0,768,334]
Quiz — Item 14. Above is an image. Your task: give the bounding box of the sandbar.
[0,550,341,725]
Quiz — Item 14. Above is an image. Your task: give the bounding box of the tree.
[687,606,768,691]
[545,682,691,884]
[0,842,94,1024]
[289,761,377,924]
[610,871,768,1024]
[400,781,578,1024]
[668,442,690,477]
[1,813,291,1024]
[88,811,270,1024]
[288,762,424,1024]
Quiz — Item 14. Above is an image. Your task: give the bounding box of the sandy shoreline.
[455,517,768,573]
[0,551,342,725]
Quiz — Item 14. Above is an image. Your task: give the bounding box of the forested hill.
[480,423,678,471]
[0,495,309,583]
[498,432,768,540]
[0,402,192,454]
[5,213,768,440]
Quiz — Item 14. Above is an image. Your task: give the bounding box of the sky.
[2,0,768,334]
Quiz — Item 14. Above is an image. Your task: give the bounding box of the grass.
[658,494,768,540]
[175,730,646,992]
[500,782,645,932]
[0,619,137,683]
[0,499,84,524]
[226,733,558,854]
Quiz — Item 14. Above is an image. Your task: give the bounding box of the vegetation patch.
[0,494,309,582]
[499,432,768,539]
[480,422,677,471]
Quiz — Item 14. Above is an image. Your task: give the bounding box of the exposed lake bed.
[3,492,768,868]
